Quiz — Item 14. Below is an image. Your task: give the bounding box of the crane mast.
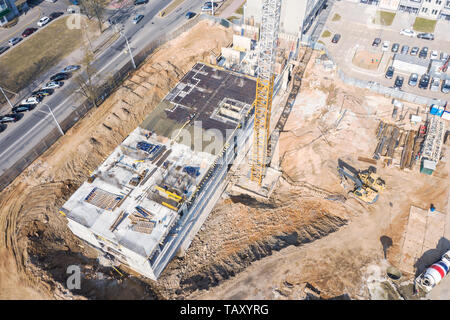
[250,0,282,185]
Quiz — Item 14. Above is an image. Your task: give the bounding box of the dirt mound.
[0,20,233,299]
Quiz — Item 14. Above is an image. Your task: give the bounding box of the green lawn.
[372,10,396,26]
[321,30,331,38]
[332,13,341,22]
[0,16,82,94]
[413,17,437,33]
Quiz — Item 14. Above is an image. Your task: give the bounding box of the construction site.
[0,0,449,301]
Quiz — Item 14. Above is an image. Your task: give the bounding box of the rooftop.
[61,62,257,260]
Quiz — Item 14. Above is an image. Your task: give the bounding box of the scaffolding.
[422,115,445,163]
[251,0,282,185]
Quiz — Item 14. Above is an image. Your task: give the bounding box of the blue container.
[430,104,439,115]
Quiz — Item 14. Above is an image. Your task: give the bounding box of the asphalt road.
[0,0,208,179]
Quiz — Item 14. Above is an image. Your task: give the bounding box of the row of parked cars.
[385,66,450,93]
[372,37,447,61]
[0,12,64,55]
[0,65,80,130]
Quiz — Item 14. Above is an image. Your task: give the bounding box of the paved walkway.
[219,0,245,18]
[0,7,42,45]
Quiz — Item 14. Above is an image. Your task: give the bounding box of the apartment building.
[243,0,328,37]
[0,0,28,26]
[356,0,450,20]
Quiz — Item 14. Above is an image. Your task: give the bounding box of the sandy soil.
[352,50,382,70]
[185,53,449,299]
[0,21,448,300]
[0,20,233,299]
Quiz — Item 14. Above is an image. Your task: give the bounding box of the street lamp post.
[41,103,64,136]
[115,25,136,69]
[0,86,13,109]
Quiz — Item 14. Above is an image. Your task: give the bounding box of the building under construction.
[60,63,258,280]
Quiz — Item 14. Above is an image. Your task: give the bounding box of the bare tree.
[74,51,100,107]
[81,0,107,33]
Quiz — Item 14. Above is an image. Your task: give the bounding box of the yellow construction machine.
[337,159,385,204]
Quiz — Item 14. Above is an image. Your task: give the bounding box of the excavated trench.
[159,195,349,299]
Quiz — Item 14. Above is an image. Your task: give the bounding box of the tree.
[74,51,100,107]
[81,0,107,33]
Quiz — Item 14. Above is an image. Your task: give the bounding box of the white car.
[382,41,390,52]
[21,97,41,105]
[42,81,63,90]
[400,29,416,37]
[37,17,50,27]
[430,50,438,60]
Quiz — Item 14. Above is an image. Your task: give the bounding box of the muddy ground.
[0,20,448,300]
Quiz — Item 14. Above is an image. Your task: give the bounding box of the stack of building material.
[420,115,446,175]
[373,121,419,169]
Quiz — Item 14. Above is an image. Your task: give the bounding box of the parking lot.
[322,2,450,101]
[0,0,72,52]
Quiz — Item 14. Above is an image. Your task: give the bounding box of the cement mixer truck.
[415,250,450,293]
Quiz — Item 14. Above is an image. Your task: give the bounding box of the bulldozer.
[337,159,384,204]
[358,167,385,193]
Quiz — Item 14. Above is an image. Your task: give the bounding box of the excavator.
[337,159,385,204]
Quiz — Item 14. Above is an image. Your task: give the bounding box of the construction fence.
[0,14,233,192]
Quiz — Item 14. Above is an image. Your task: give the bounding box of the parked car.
[0,113,22,123]
[440,52,449,61]
[42,81,63,90]
[430,78,440,92]
[418,74,430,89]
[22,27,37,37]
[32,89,54,97]
[419,47,428,59]
[372,38,381,47]
[12,104,36,113]
[37,16,50,27]
[442,79,450,94]
[50,73,70,81]
[185,11,196,19]
[0,46,9,54]
[61,65,80,73]
[417,33,434,40]
[132,14,144,24]
[331,34,341,43]
[134,0,148,5]
[382,41,390,51]
[400,29,416,37]
[408,73,418,87]
[430,50,438,60]
[49,12,64,20]
[9,37,22,46]
[394,76,404,89]
[391,43,399,53]
[385,66,394,79]
[410,46,419,56]
[21,96,42,105]
[0,123,6,133]
[401,45,409,55]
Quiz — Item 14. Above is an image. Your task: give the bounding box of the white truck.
[415,250,450,292]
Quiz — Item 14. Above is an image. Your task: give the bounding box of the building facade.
[0,0,28,27]
[356,0,450,20]
[243,0,328,37]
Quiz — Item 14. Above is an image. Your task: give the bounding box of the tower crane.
[250,0,282,185]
